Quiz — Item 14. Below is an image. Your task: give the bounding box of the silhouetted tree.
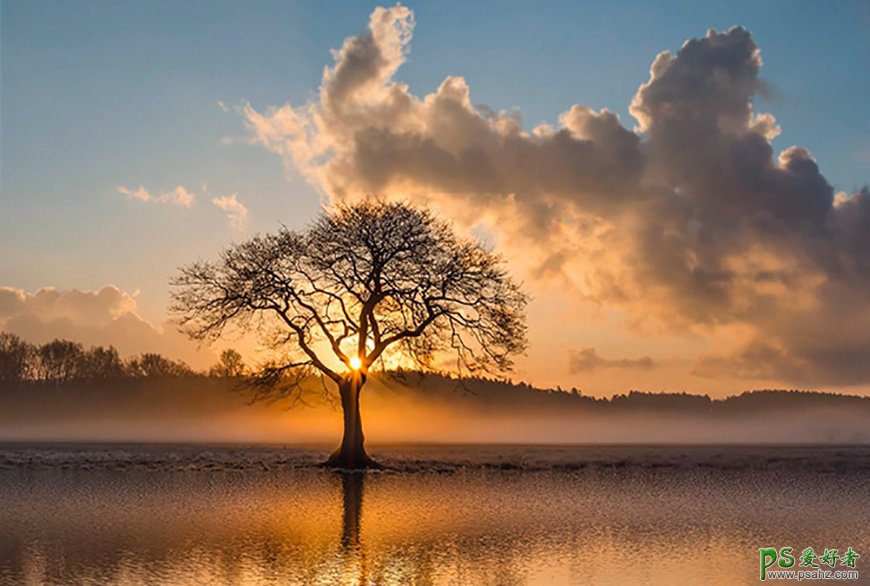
[126,353,194,378]
[38,339,85,383]
[0,333,36,384]
[81,345,126,381]
[172,201,527,468]
[209,349,246,378]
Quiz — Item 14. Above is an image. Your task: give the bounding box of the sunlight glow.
[349,356,363,370]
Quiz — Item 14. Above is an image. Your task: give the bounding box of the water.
[1,444,868,585]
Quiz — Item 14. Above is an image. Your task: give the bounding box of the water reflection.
[340,472,367,585]
[1,445,868,585]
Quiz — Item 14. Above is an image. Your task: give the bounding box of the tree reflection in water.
[339,471,368,584]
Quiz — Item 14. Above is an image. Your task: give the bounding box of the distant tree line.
[0,332,246,385]
[383,370,866,415]
[3,333,861,416]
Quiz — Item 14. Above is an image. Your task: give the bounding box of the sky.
[1,0,869,397]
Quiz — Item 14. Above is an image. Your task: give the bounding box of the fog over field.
[2,374,867,445]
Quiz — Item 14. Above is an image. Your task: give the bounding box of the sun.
[349,355,363,370]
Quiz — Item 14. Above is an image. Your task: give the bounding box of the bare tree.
[126,353,194,378]
[0,333,36,384]
[171,201,527,468]
[209,349,247,378]
[38,339,85,384]
[81,346,126,381]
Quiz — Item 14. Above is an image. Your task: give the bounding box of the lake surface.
[1,444,868,585]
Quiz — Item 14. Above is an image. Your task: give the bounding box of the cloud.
[117,184,248,230]
[116,185,195,207]
[0,286,138,327]
[0,286,214,368]
[568,348,655,374]
[211,193,249,230]
[116,185,152,203]
[241,7,870,387]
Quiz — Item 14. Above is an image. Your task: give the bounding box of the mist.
[1,374,867,445]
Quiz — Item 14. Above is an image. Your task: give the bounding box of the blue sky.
[2,1,869,392]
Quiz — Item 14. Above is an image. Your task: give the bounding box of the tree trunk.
[324,375,380,469]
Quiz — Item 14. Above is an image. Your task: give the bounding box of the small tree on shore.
[171,201,527,469]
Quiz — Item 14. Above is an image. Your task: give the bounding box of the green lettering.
[759,547,779,580]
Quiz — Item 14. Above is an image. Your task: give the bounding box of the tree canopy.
[172,200,527,393]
